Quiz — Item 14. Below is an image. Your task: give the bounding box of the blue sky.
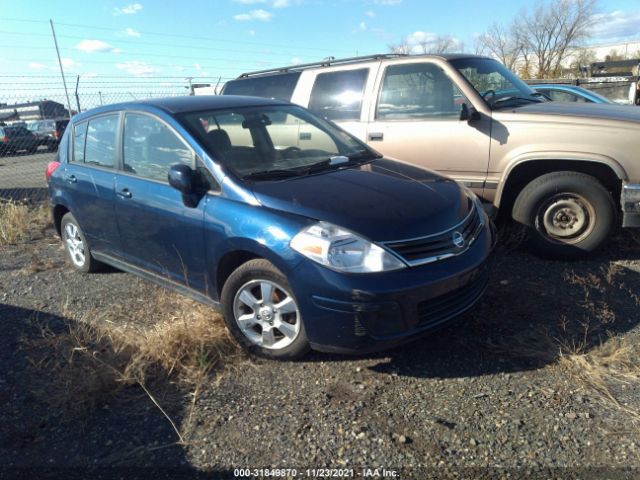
[1,0,639,82]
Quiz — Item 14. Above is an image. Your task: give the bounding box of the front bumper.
[287,216,496,354]
[622,184,640,228]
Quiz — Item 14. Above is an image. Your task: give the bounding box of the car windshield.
[451,57,545,109]
[180,104,379,180]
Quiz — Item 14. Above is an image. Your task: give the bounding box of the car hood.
[249,158,472,242]
[513,102,640,123]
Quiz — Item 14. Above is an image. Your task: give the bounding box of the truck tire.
[512,171,616,258]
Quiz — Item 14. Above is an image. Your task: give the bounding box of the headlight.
[290,222,406,273]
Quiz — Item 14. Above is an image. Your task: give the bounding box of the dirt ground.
[1,221,639,479]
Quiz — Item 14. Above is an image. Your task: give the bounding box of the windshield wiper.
[491,96,543,108]
[302,152,379,175]
[242,169,302,181]
[347,150,383,161]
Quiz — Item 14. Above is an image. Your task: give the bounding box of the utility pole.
[74,75,81,113]
[49,19,73,118]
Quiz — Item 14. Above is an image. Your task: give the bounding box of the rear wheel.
[60,213,103,273]
[512,171,616,258]
[221,259,310,359]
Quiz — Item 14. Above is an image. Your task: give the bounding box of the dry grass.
[0,201,50,246]
[25,290,241,441]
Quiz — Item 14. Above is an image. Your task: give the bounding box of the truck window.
[377,63,463,120]
[223,72,301,101]
[308,68,368,121]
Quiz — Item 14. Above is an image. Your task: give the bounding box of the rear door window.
[308,68,368,121]
[85,114,119,168]
[223,72,301,101]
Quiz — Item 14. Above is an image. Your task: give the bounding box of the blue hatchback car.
[47,96,495,359]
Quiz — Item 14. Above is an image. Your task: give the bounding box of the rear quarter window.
[223,72,301,101]
[308,68,368,121]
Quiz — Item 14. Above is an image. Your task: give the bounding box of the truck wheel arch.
[494,159,624,216]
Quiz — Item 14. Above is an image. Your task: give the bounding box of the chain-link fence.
[0,75,226,203]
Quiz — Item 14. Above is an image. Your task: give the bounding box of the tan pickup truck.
[222,54,640,258]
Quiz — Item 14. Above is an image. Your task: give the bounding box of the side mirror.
[168,164,197,207]
[460,103,481,122]
[168,163,193,194]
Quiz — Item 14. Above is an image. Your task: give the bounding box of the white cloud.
[194,63,202,71]
[403,31,463,53]
[116,60,156,76]
[81,72,98,78]
[28,62,47,70]
[61,58,76,68]
[291,56,301,63]
[76,39,115,53]
[364,10,375,17]
[232,0,296,6]
[233,9,273,21]
[248,29,256,36]
[373,0,402,4]
[121,27,141,37]
[359,21,367,31]
[114,3,143,15]
[590,10,640,42]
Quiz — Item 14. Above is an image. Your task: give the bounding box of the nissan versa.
[47,96,495,359]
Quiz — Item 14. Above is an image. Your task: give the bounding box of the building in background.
[0,100,70,124]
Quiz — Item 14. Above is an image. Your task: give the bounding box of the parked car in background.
[46,96,495,359]
[0,125,39,156]
[531,84,615,104]
[223,54,640,258]
[28,118,69,151]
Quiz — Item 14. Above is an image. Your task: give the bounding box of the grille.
[416,269,489,328]
[384,204,482,266]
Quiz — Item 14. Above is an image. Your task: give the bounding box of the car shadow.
[304,231,640,379]
[0,303,230,477]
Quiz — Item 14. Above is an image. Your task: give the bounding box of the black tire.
[28,146,38,154]
[220,259,310,360]
[60,213,103,273]
[512,171,616,258]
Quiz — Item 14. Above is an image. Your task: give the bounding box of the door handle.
[117,188,132,199]
[65,174,77,184]
[368,132,384,141]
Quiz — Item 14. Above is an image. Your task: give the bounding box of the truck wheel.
[512,171,616,258]
[221,259,310,360]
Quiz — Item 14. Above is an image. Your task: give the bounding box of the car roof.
[72,95,288,122]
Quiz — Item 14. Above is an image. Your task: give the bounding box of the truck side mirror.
[460,103,481,122]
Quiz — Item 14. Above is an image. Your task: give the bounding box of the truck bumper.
[622,184,640,228]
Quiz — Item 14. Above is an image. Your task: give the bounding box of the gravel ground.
[1,224,639,479]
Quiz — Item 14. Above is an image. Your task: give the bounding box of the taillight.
[46,161,61,182]
[54,130,61,139]
[1,136,8,144]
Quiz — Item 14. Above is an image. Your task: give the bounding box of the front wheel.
[221,259,310,359]
[512,171,616,258]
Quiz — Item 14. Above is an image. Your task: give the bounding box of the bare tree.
[519,0,598,78]
[476,0,597,78]
[388,34,463,55]
[477,22,520,70]
[388,42,411,54]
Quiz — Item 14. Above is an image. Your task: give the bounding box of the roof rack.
[237,54,408,78]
